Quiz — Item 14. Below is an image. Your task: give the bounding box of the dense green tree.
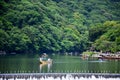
[0,29,9,51]
[92,21,120,53]
[0,0,119,54]
[8,27,31,53]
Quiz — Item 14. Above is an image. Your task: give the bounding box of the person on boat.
[42,53,48,58]
[39,57,42,62]
[40,53,48,61]
[40,53,52,64]
[47,58,52,63]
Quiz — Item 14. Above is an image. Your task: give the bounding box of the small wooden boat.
[40,58,52,64]
[40,60,52,64]
[100,54,120,60]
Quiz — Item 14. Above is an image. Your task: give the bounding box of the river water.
[0,54,120,80]
[0,54,120,73]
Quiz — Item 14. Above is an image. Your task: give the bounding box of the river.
[0,54,120,73]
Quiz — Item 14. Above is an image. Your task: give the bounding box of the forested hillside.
[0,0,120,54]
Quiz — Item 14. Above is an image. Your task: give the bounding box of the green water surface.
[0,54,120,73]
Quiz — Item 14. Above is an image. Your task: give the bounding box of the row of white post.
[0,70,119,73]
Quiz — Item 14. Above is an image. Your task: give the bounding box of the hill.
[0,0,120,54]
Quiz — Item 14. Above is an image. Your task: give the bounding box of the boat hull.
[100,55,120,60]
[40,60,52,64]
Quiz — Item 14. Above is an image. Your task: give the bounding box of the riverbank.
[82,51,120,59]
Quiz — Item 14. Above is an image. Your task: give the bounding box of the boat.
[39,53,52,64]
[40,58,52,64]
[100,54,120,60]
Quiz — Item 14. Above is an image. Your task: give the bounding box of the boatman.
[42,53,48,58]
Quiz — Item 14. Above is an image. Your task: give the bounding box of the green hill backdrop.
[0,0,120,54]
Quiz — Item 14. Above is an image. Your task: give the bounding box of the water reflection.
[39,63,52,73]
[88,60,106,63]
[0,55,120,73]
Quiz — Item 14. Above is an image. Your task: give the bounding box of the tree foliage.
[0,0,120,54]
[91,21,120,53]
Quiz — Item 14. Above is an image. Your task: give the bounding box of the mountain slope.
[0,0,120,54]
